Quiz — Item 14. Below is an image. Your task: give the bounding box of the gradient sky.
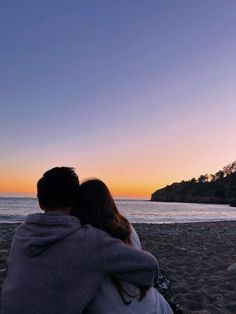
[1,1,236,198]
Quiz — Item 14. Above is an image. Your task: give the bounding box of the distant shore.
[1,221,236,313]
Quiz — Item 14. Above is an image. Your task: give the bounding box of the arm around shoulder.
[98,229,158,288]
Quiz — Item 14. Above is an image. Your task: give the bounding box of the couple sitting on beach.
[2,167,173,314]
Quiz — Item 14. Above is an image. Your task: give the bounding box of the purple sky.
[1,1,236,197]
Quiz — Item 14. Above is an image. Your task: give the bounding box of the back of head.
[37,167,80,211]
[71,179,131,244]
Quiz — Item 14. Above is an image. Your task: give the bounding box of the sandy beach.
[1,221,236,313]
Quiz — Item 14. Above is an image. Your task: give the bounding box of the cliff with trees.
[151,161,236,205]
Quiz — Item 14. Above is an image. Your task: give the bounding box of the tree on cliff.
[198,174,209,183]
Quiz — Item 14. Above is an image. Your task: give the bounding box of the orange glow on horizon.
[0,184,36,196]
[1,157,235,199]
[0,177,166,199]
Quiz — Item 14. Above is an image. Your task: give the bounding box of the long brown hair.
[71,179,147,304]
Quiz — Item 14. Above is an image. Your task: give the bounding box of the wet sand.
[1,221,236,313]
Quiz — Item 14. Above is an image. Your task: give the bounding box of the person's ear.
[39,203,46,211]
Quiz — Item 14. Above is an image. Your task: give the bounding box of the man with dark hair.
[37,167,80,211]
[2,167,158,314]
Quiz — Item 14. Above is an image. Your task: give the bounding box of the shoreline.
[1,221,236,313]
[1,218,236,225]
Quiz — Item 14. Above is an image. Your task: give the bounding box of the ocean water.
[0,197,236,224]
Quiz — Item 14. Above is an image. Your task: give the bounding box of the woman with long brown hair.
[71,179,173,314]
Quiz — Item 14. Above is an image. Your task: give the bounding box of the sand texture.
[133,221,236,313]
[1,221,236,313]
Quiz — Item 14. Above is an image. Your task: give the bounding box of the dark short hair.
[37,167,80,210]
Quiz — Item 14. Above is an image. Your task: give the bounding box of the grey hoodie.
[2,213,158,314]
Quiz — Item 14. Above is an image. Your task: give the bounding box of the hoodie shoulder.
[13,213,82,256]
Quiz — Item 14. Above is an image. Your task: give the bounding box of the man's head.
[37,167,80,212]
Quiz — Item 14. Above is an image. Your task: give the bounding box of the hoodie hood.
[16,213,81,256]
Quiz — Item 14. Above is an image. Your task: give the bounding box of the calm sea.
[0,197,236,224]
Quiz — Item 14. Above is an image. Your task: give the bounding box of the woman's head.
[71,179,131,245]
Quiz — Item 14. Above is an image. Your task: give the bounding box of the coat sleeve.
[98,229,158,288]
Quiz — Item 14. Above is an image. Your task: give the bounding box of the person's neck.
[45,208,71,215]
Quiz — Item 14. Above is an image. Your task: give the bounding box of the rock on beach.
[227,263,236,275]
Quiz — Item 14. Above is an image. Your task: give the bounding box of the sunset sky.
[1,1,236,198]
